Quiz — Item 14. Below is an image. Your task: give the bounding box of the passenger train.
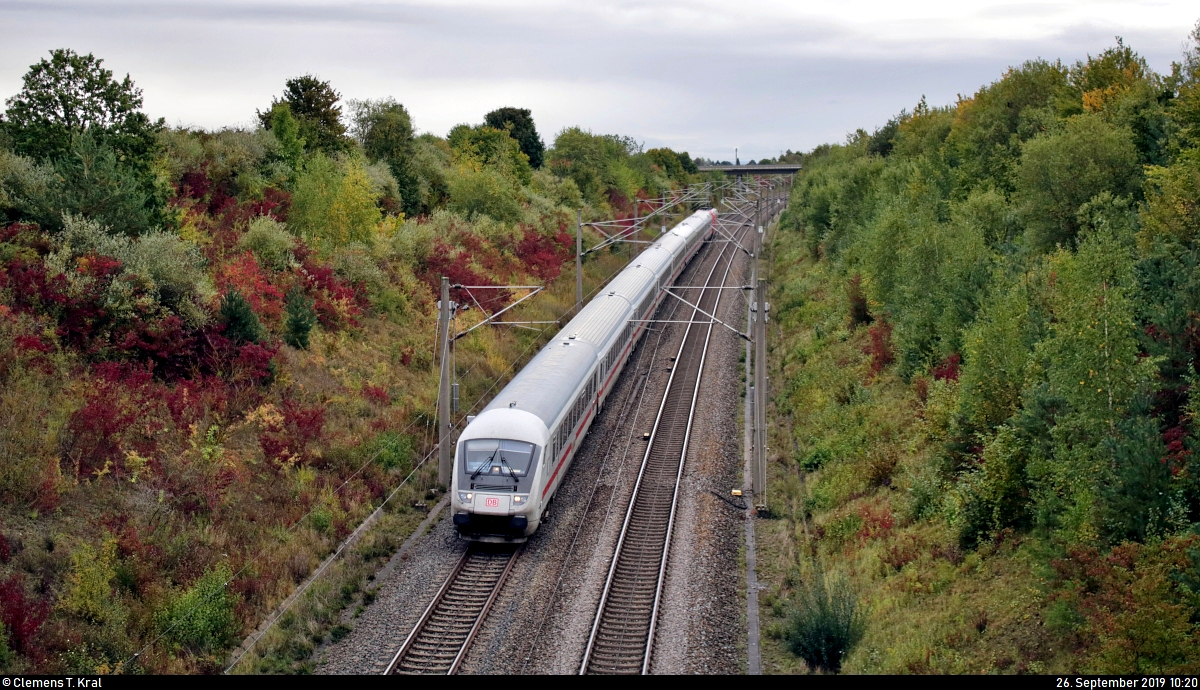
[452,209,718,542]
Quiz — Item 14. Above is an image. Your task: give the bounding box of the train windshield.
[463,439,536,478]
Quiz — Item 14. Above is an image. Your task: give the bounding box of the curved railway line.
[580,216,748,675]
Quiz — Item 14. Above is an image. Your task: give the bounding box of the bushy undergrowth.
[760,26,1200,674]
[0,50,709,673]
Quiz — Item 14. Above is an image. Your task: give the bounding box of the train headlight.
[458,492,473,502]
[513,495,526,504]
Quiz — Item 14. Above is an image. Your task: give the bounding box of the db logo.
[485,497,499,508]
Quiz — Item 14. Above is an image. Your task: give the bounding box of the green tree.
[220,289,262,344]
[351,98,420,216]
[675,150,698,174]
[1171,21,1200,149]
[484,107,545,168]
[36,131,160,234]
[284,285,317,349]
[646,147,686,178]
[1016,113,1141,252]
[1071,39,1172,166]
[259,75,348,153]
[1140,148,1200,248]
[266,102,305,171]
[448,124,532,185]
[447,166,522,222]
[2,48,162,167]
[945,59,1075,192]
[547,127,641,204]
[288,153,382,252]
[1031,222,1147,541]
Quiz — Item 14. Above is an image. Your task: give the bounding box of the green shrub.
[330,243,385,292]
[0,623,15,671]
[0,367,63,507]
[50,214,212,327]
[61,539,122,625]
[370,431,414,471]
[329,624,351,642]
[239,216,296,271]
[284,285,316,349]
[289,153,382,252]
[309,507,331,534]
[156,564,239,654]
[220,289,262,344]
[784,569,866,673]
[447,166,522,222]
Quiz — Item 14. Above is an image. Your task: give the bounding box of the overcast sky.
[1,1,1197,161]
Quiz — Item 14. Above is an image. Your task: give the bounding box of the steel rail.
[579,219,749,675]
[384,545,520,675]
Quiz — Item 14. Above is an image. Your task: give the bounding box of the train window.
[462,439,536,476]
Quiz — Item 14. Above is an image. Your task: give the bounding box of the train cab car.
[451,407,548,541]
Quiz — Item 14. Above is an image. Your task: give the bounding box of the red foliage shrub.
[114,314,198,379]
[1051,536,1200,671]
[284,399,325,449]
[932,353,961,381]
[162,376,230,428]
[232,342,278,383]
[0,222,52,255]
[298,257,362,329]
[216,253,284,323]
[0,574,48,660]
[865,319,894,374]
[63,363,164,479]
[1163,425,1191,476]
[2,257,68,316]
[13,333,52,354]
[517,228,570,282]
[253,187,291,222]
[259,397,326,465]
[362,384,390,406]
[416,240,509,312]
[882,536,921,571]
[856,503,896,543]
[179,166,211,200]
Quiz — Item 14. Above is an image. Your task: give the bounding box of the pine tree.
[220,289,262,344]
[284,285,316,349]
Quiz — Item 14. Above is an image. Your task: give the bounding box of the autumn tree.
[350,98,420,215]
[259,75,348,153]
[2,48,163,167]
[484,107,544,168]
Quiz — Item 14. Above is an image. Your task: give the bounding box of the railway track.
[384,545,519,675]
[580,220,746,675]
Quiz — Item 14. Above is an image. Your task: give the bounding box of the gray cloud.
[1,1,1196,160]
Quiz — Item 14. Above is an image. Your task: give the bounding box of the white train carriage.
[452,209,717,541]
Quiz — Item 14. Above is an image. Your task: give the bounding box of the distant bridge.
[697,164,802,176]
